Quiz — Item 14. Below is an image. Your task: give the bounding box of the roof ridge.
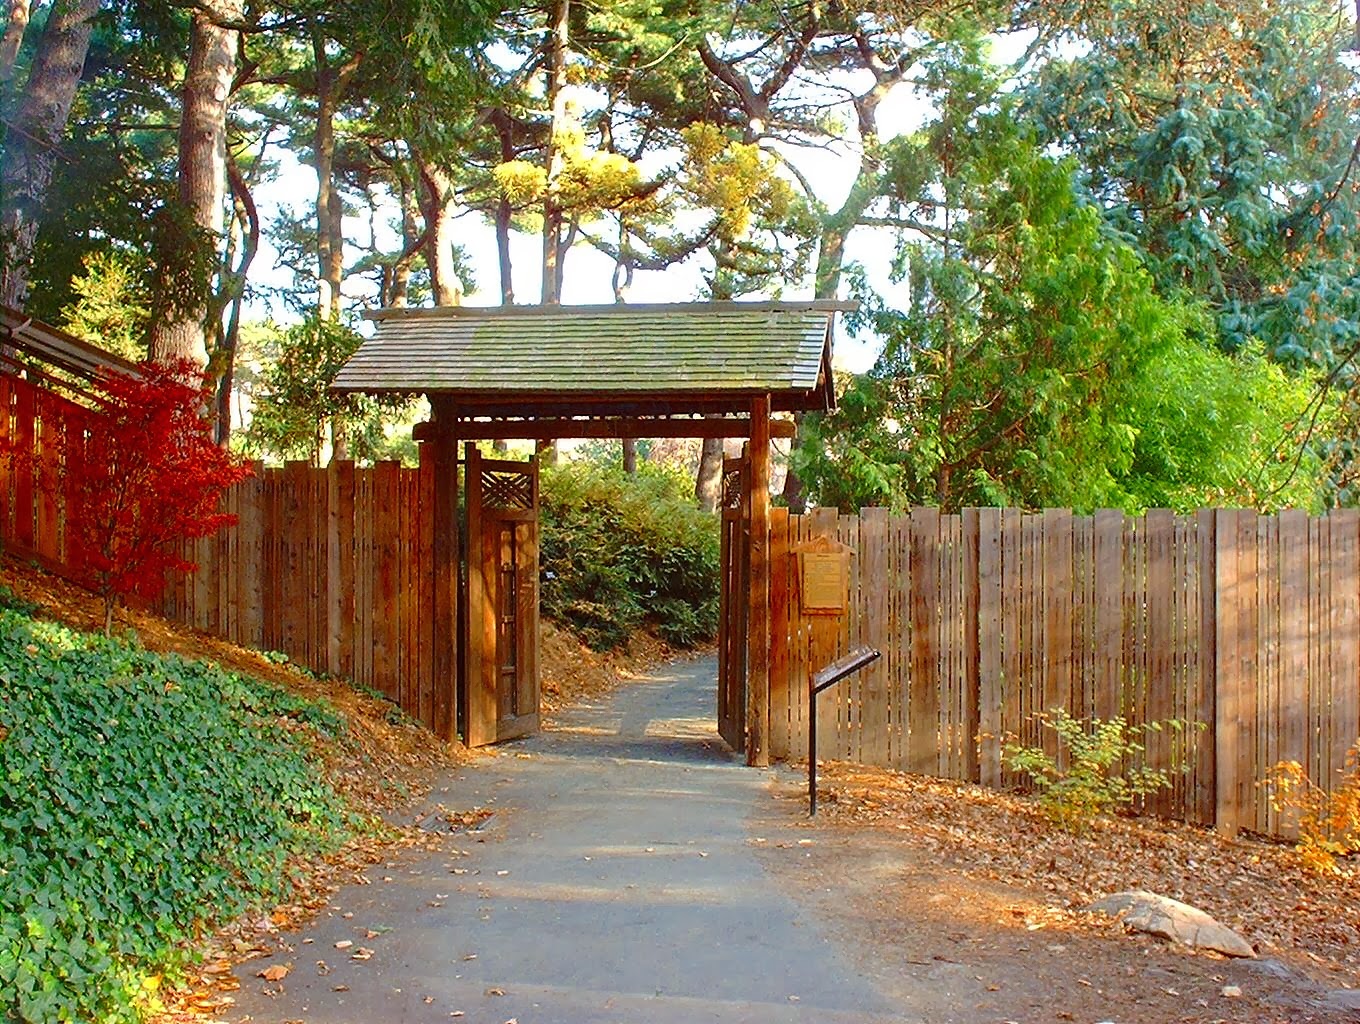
[365,300,856,321]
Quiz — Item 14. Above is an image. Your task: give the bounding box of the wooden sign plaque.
[797,538,850,614]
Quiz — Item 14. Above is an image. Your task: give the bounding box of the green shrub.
[0,610,355,1022]
[1001,709,1193,833]
[539,463,719,651]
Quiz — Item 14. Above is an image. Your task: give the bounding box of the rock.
[1221,985,1242,998]
[1085,890,1256,959]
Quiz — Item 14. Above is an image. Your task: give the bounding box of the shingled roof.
[1,306,138,380]
[0,305,140,406]
[332,301,850,415]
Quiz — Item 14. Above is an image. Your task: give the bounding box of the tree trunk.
[0,0,31,93]
[693,263,735,509]
[695,437,723,511]
[540,0,569,304]
[313,35,358,319]
[779,415,808,512]
[490,108,516,304]
[330,414,347,462]
[532,0,570,469]
[418,157,461,305]
[215,152,259,444]
[496,195,514,303]
[622,438,637,474]
[388,173,420,306]
[314,68,341,317]
[0,0,99,309]
[783,97,890,511]
[148,2,241,369]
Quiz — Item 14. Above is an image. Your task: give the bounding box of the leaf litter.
[806,760,1360,985]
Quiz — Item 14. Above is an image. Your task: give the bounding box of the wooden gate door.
[717,450,750,750]
[463,445,540,747]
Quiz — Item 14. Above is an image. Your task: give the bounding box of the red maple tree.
[68,360,253,633]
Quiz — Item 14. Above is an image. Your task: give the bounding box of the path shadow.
[524,655,738,767]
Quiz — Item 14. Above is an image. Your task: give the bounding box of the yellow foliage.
[496,111,647,215]
[559,148,645,212]
[679,123,793,241]
[1265,741,1360,873]
[494,161,548,205]
[681,123,727,164]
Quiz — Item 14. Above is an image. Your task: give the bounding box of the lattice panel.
[722,468,744,510]
[481,469,533,510]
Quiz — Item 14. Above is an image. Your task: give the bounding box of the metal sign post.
[808,646,881,816]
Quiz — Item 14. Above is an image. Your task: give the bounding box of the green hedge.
[0,611,355,1023]
[539,464,720,650]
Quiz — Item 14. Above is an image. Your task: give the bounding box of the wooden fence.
[0,370,446,733]
[771,507,1360,838]
[0,374,97,573]
[159,458,444,733]
[5,366,1359,837]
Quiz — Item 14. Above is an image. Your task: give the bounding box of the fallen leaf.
[257,964,289,982]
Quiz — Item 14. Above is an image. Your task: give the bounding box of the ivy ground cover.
[0,605,357,1022]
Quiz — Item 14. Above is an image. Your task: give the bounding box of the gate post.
[427,397,460,742]
[748,393,772,766]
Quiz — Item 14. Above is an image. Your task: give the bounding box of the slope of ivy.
[0,609,355,1022]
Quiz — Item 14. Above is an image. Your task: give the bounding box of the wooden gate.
[462,445,540,747]
[718,450,750,750]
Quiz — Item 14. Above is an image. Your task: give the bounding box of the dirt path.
[226,657,1355,1023]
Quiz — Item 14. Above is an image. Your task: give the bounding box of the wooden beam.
[428,397,459,741]
[414,416,796,442]
[464,444,498,747]
[747,393,772,767]
[348,392,825,416]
